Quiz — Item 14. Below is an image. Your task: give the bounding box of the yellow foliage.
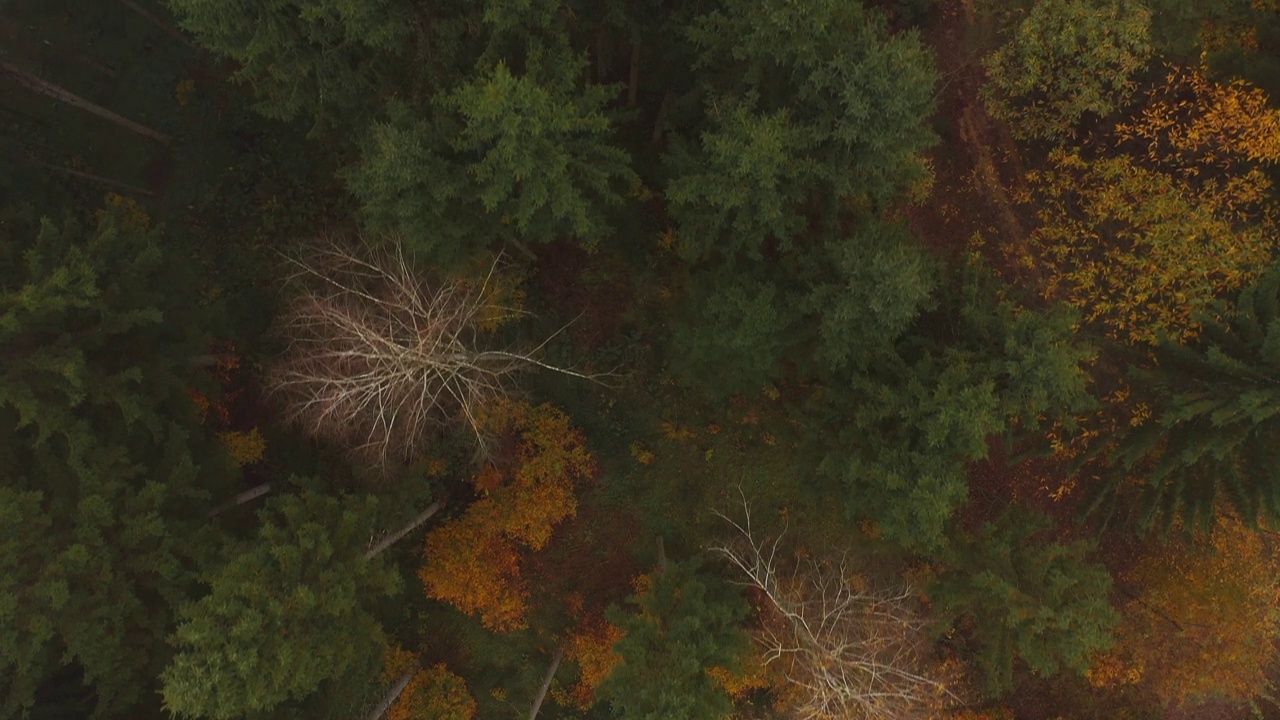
[217,429,266,467]
[97,193,151,231]
[1018,149,1277,345]
[1092,513,1280,707]
[659,420,694,442]
[629,441,655,466]
[1117,66,1280,170]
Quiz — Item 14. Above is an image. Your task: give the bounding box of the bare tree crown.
[267,237,595,466]
[711,495,959,720]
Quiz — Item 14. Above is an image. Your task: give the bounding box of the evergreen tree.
[931,510,1119,696]
[1091,264,1280,532]
[818,265,1094,552]
[165,0,416,123]
[0,207,235,718]
[161,488,400,720]
[597,560,749,720]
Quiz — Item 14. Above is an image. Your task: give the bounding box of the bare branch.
[267,236,611,466]
[710,492,959,720]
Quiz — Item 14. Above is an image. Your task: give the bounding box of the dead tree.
[710,496,957,720]
[268,237,598,465]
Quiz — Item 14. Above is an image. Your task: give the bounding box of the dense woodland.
[5,0,1280,718]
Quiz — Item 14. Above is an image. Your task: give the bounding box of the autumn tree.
[0,206,236,718]
[1014,148,1277,345]
[1086,264,1280,531]
[378,646,477,720]
[418,400,595,631]
[1088,513,1280,708]
[267,237,596,466]
[596,560,750,720]
[983,0,1153,141]
[711,499,958,719]
[931,510,1118,696]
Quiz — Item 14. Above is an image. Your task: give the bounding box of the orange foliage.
[382,647,476,720]
[1088,514,1280,707]
[565,616,625,708]
[420,401,595,631]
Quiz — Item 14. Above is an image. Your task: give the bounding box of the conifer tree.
[597,560,749,720]
[931,510,1119,696]
[161,489,401,719]
[1091,264,1280,532]
[0,207,235,718]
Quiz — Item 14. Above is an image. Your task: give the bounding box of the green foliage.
[344,55,636,263]
[684,0,938,208]
[447,58,637,246]
[984,0,1153,141]
[0,210,234,718]
[820,265,1094,551]
[161,488,400,719]
[598,560,749,720]
[932,510,1119,696]
[166,0,415,123]
[1094,265,1280,533]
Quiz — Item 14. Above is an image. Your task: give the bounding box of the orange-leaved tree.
[419,399,595,631]
[1087,513,1280,708]
[1014,148,1277,344]
[381,646,476,720]
[564,614,625,709]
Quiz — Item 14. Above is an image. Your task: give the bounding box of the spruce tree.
[0,208,235,718]
[1094,264,1280,532]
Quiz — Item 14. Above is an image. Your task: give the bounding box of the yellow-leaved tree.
[1088,513,1280,708]
[1014,148,1276,344]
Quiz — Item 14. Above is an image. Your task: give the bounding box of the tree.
[1015,148,1277,346]
[379,646,477,720]
[931,510,1118,696]
[596,560,750,720]
[161,489,402,719]
[818,263,1094,552]
[711,499,958,719]
[266,237,595,466]
[164,0,415,123]
[0,207,235,718]
[1087,264,1280,531]
[418,400,595,631]
[344,53,637,263]
[1087,513,1280,708]
[983,0,1153,141]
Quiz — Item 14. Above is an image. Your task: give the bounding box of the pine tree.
[931,510,1119,697]
[161,488,401,719]
[0,207,235,718]
[1092,264,1280,532]
[597,560,749,720]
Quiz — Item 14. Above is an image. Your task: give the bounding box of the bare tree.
[710,496,958,720]
[267,237,598,465]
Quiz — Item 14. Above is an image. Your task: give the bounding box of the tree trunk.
[651,90,672,147]
[0,61,173,144]
[527,646,564,720]
[362,663,419,720]
[8,150,155,196]
[115,0,201,51]
[364,498,446,559]
[627,41,640,107]
[208,483,272,518]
